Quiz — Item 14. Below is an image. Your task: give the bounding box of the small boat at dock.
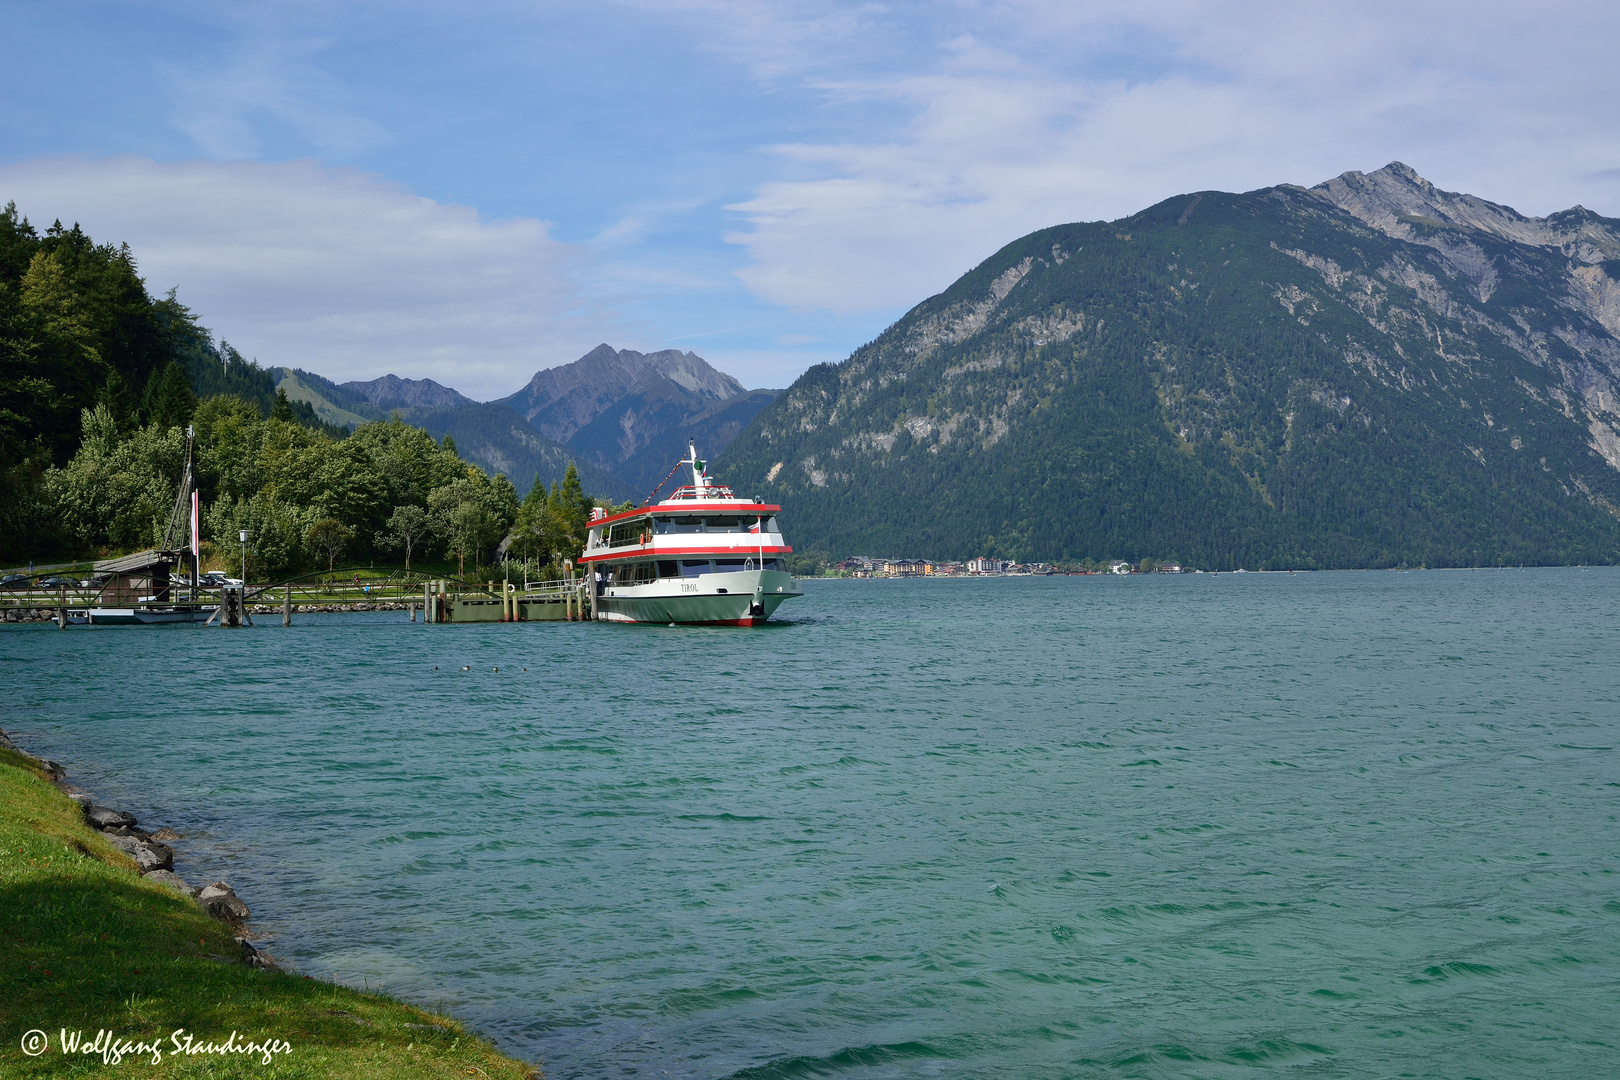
[580,444,802,625]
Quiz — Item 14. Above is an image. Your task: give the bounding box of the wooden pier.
[1,565,596,627]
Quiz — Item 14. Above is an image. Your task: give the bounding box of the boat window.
[764,558,784,572]
[657,561,678,578]
[607,520,650,547]
[715,559,747,570]
[704,517,742,530]
[662,517,705,533]
[680,560,712,577]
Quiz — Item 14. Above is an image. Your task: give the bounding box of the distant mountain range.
[716,163,1620,568]
[272,345,776,501]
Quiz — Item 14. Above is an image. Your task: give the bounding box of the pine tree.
[97,370,139,435]
[272,386,293,422]
[142,360,197,430]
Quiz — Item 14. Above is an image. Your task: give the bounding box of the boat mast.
[161,425,198,586]
[689,442,709,495]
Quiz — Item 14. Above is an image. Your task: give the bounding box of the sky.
[3,1,1619,400]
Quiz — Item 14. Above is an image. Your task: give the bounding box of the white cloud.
[152,3,388,160]
[0,156,611,400]
[717,0,1620,312]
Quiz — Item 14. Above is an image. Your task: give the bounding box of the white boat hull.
[66,607,216,625]
[595,570,801,626]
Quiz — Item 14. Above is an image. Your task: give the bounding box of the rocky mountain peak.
[500,344,746,442]
[1311,162,1620,261]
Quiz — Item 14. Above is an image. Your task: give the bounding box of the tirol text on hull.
[581,445,802,626]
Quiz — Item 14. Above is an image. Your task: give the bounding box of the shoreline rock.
[0,725,276,970]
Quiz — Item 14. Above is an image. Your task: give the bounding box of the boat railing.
[661,484,740,501]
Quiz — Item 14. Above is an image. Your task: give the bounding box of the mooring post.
[57,585,67,629]
[283,584,292,627]
[424,582,432,623]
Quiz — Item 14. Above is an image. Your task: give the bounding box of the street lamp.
[239,529,249,585]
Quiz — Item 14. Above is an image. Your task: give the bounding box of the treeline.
[0,203,616,575]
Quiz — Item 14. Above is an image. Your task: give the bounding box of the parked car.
[0,574,27,589]
[36,576,75,588]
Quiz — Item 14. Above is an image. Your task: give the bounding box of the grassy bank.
[0,745,535,1078]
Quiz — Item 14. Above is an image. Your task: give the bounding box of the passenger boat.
[581,445,802,625]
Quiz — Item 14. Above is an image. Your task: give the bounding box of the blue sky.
[4,1,1619,399]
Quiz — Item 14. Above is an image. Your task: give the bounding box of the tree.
[96,371,139,435]
[142,359,197,430]
[305,517,354,574]
[429,479,499,576]
[531,462,594,565]
[272,386,293,422]
[45,404,186,551]
[510,479,553,564]
[376,504,429,570]
[442,434,457,457]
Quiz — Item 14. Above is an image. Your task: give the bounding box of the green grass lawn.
[0,745,536,1078]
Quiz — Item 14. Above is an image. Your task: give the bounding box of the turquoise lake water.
[6,570,1619,1078]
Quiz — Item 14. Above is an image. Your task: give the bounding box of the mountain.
[716,163,1620,568]
[273,368,374,428]
[497,343,762,492]
[270,368,623,499]
[568,385,781,497]
[273,345,766,501]
[500,344,746,441]
[410,403,631,501]
[339,373,475,414]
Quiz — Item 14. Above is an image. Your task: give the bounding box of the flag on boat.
[748,517,761,534]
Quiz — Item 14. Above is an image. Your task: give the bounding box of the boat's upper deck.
[582,492,790,565]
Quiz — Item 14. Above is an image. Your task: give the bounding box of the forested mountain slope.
[718,164,1620,568]
[410,402,630,502]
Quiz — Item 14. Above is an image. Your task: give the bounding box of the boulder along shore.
[0,725,272,969]
[0,725,537,1078]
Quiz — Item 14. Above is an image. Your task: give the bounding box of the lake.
[6,570,1619,1078]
